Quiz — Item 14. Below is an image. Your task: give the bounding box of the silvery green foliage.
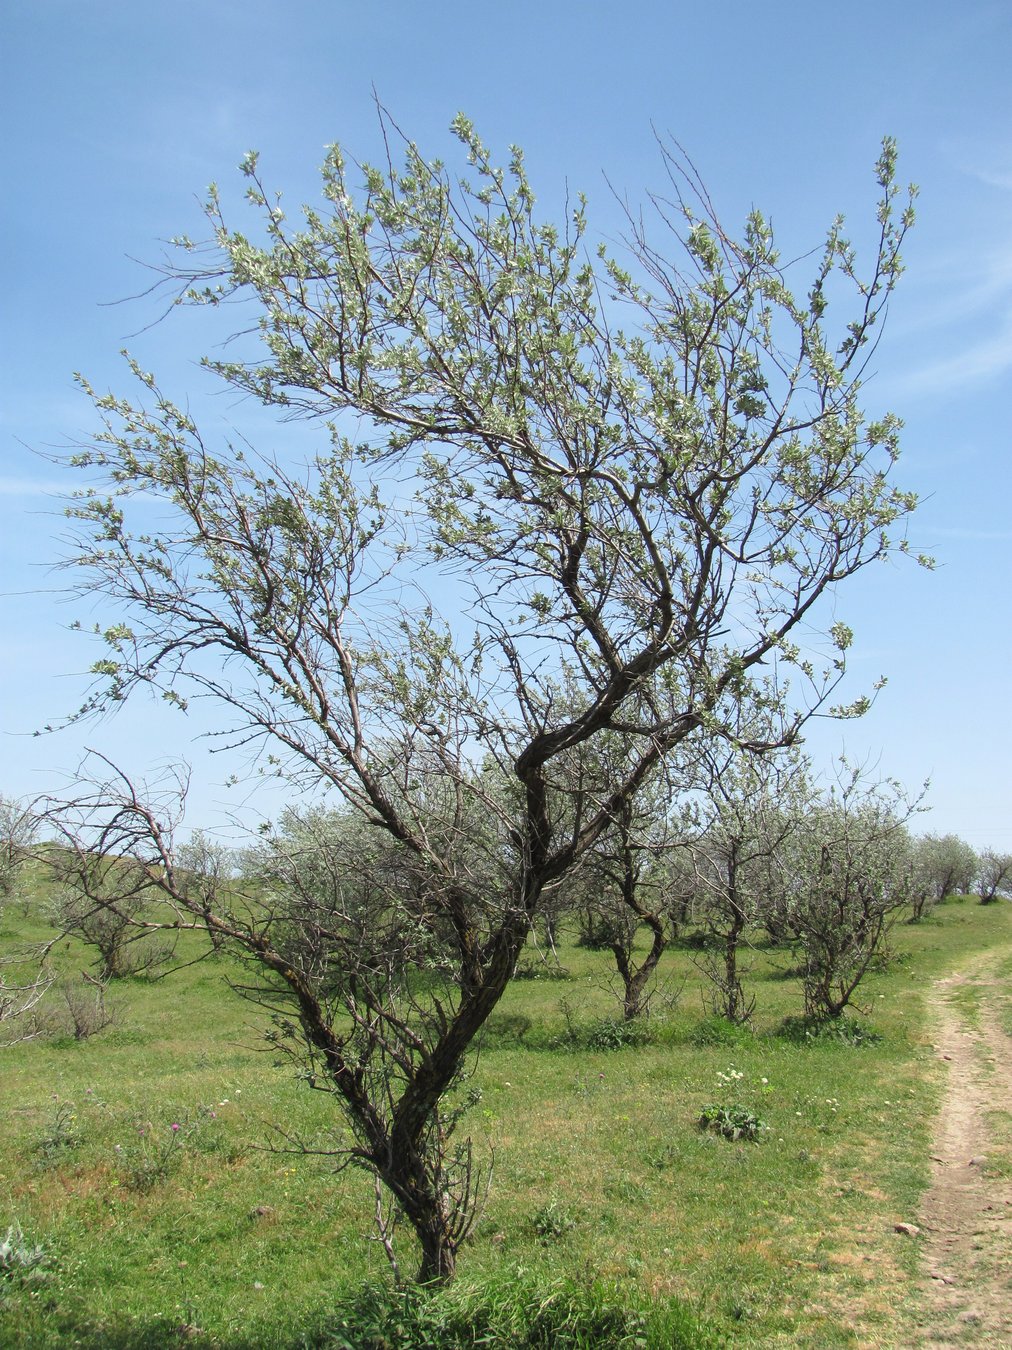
[912,832,978,909]
[58,116,918,1281]
[977,848,1012,904]
[0,794,37,901]
[779,764,920,1019]
[0,797,51,1042]
[0,1224,53,1286]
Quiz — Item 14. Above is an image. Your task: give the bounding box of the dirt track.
[912,949,1012,1347]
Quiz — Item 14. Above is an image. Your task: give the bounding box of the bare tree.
[0,796,52,1043]
[52,117,918,1281]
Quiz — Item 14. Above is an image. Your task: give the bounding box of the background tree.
[566,742,693,1020]
[911,833,977,910]
[689,736,808,1023]
[45,838,174,982]
[54,116,917,1281]
[779,766,920,1019]
[0,794,39,907]
[0,796,52,1043]
[976,848,1012,905]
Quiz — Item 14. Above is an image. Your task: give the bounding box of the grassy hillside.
[1,893,1009,1347]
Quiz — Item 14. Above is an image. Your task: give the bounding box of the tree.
[910,833,977,913]
[0,794,39,905]
[45,839,175,981]
[977,849,1012,905]
[780,766,920,1019]
[0,962,52,1046]
[0,796,51,1043]
[566,741,693,1020]
[689,736,808,1024]
[55,115,917,1281]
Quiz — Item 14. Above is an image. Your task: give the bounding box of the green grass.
[1,895,1010,1347]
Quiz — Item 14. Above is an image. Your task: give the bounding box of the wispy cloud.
[890,243,1012,336]
[890,313,1012,396]
[941,136,1012,193]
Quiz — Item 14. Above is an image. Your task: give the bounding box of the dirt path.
[912,950,1012,1347]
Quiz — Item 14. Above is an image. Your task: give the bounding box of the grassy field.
[1,894,1010,1348]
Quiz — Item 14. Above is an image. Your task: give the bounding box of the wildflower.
[170,1123,181,1132]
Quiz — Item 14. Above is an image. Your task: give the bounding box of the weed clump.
[513,958,572,982]
[698,1103,768,1142]
[0,1224,56,1292]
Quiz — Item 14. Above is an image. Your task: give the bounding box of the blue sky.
[2,0,1010,847]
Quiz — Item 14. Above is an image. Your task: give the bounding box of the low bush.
[321,1272,721,1348]
[687,1015,755,1048]
[551,1015,653,1052]
[777,1014,883,1046]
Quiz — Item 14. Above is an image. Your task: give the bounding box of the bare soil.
[911,948,1012,1347]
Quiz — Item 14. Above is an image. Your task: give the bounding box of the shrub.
[688,1015,754,1049]
[777,1014,882,1046]
[34,1098,82,1165]
[551,1013,653,1052]
[48,976,117,1042]
[321,1272,720,1348]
